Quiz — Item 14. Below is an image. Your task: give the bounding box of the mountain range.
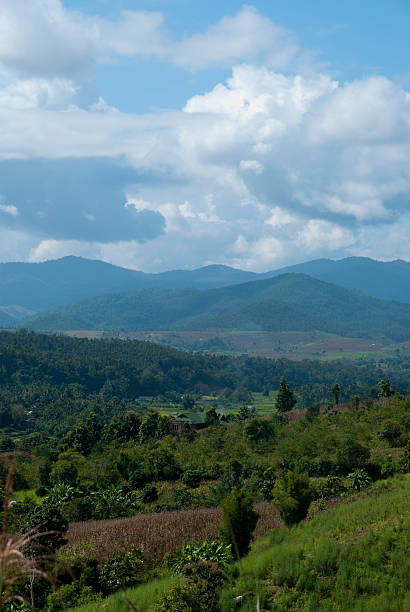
[1,256,410,321]
[25,273,410,342]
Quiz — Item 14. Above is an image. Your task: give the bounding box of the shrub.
[141,484,158,504]
[272,471,312,526]
[99,545,144,595]
[219,488,259,558]
[182,469,202,489]
[316,476,347,500]
[129,467,148,489]
[149,561,225,612]
[165,539,233,573]
[348,468,371,491]
[23,502,68,556]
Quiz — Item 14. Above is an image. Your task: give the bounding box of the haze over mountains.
[1,255,410,316]
[1,255,410,342]
[25,273,410,342]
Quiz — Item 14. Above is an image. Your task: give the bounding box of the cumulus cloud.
[0,3,409,270]
[0,3,298,82]
[0,203,18,216]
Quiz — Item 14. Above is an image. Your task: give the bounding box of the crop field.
[63,329,410,361]
[61,502,282,567]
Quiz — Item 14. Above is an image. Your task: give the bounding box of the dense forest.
[0,330,408,610]
[0,330,409,435]
[25,273,410,341]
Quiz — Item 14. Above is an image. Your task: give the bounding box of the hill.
[0,257,257,314]
[2,256,410,320]
[267,256,410,303]
[26,273,410,341]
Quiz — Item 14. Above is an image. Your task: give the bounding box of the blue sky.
[0,1,409,271]
[66,0,410,113]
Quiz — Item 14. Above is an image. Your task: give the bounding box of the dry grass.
[62,502,282,567]
[0,453,53,611]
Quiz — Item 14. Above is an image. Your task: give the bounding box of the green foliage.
[165,539,233,573]
[50,461,78,487]
[316,476,347,500]
[348,468,371,491]
[221,475,410,611]
[244,418,275,444]
[336,438,370,475]
[99,546,144,595]
[205,407,220,427]
[331,382,341,404]
[23,501,68,557]
[378,378,393,397]
[275,376,296,412]
[148,561,225,612]
[272,471,312,526]
[181,469,202,488]
[305,403,320,422]
[219,488,259,558]
[141,484,158,504]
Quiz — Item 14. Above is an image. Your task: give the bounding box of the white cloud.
[0,3,298,84]
[0,4,409,270]
[0,203,18,216]
[297,219,355,253]
[240,159,264,174]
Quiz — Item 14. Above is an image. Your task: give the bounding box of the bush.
[23,502,68,556]
[165,539,233,573]
[348,468,371,491]
[315,476,347,500]
[129,467,148,489]
[219,488,259,558]
[99,545,144,595]
[272,471,312,526]
[141,484,158,504]
[182,469,202,489]
[149,561,225,612]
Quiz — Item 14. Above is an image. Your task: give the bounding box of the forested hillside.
[0,257,257,314]
[268,256,410,303]
[0,330,409,436]
[26,273,410,341]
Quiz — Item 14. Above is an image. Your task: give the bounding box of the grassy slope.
[221,474,410,611]
[70,475,409,611]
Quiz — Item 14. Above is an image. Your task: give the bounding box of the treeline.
[0,330,410,434]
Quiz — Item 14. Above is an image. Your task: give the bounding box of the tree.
[244,418,275,444]
[336,438,370,475]
[272,471,312,526]
[331,383,340,405]
[205,407,220,427]
[24,502,68,557]
[219,488,259,558]
[378,379,392,398]
[275,377,296,413]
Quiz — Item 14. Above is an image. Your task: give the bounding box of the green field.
[63,329,410,362]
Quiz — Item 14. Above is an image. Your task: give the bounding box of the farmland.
[64,328,410,361]
[61,502,282,567]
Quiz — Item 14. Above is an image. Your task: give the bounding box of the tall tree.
[275,376,296,413]
[331,383,341,405]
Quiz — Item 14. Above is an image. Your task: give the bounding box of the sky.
[0,0,409,272]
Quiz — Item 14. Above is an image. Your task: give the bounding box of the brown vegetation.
[62,502,281,567]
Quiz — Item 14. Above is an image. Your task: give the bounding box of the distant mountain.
[265,257,410,303]
[0,257,257,314]
[2,255,410,320]
[26,273,410,342]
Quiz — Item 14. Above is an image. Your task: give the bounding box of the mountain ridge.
[1,255,410,319]
[25,272,410,342]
